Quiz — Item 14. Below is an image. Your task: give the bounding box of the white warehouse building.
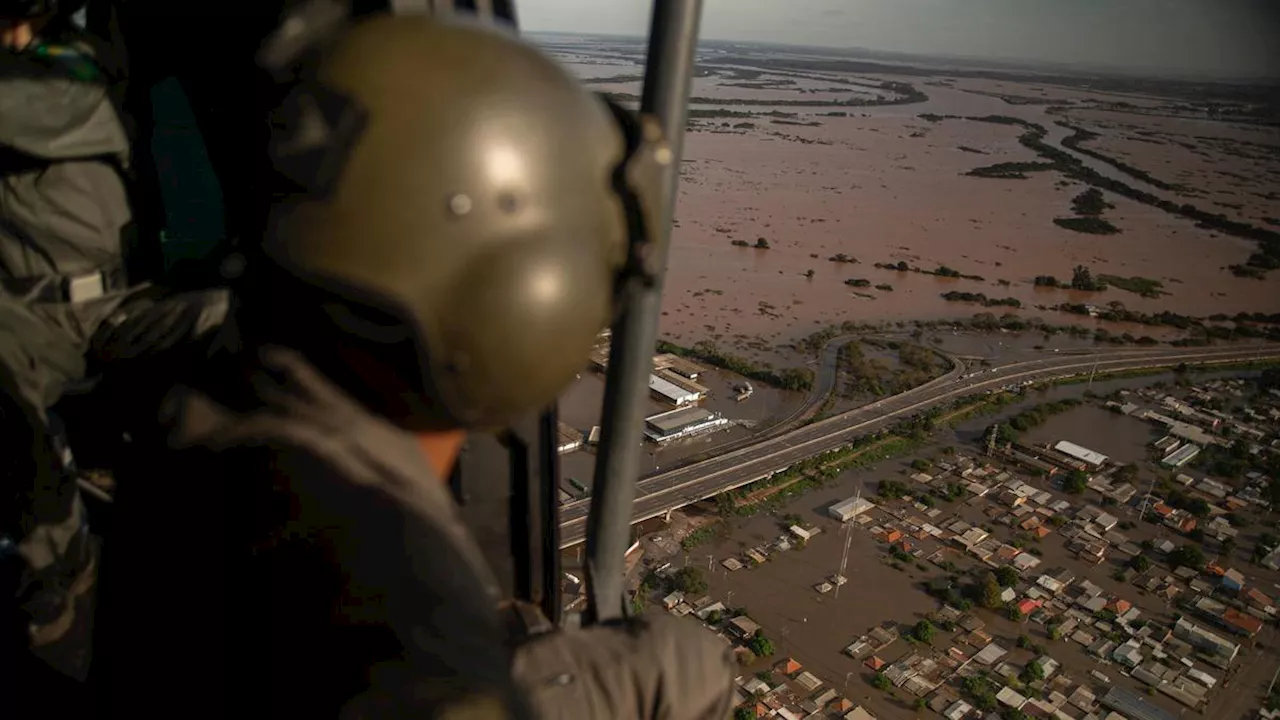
[1054,440,1109,468]
[644,407,729,443]
[829,496,876,522]
[649,373,701,407]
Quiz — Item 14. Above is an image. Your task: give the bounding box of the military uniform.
[100,345,533,718]
[0,28,228,687]
[86,10,735,718]
[100,343,734,719]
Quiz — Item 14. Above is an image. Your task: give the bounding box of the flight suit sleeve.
[511,615,736,720]
[253,445,532,720]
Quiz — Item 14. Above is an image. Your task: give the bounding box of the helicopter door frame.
[583,0,703,625]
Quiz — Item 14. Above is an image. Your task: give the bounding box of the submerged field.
[541,36,1280,365]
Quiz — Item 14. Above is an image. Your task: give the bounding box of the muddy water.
[549,48,1280,362]
[1020,404,1162,465]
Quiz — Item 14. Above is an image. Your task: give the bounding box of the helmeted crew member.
[97,9,735,719]
[0,0,229,695]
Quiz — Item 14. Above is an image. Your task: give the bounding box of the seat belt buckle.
[65,272,105,303]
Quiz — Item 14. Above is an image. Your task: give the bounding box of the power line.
[834,486,857,600]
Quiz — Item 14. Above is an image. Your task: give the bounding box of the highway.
[559,344,1280,548]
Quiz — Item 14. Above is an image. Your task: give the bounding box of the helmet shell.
[265,14,627,429]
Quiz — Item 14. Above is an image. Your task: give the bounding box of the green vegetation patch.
[1070,187,1114,217]
[657,339,813,392]
[941,291,1022,309]
[1097,274,1166,298]
[1053,217,1121,235]
[965,161,1057,179]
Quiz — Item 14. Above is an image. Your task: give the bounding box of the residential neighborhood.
[626,372,1280,719]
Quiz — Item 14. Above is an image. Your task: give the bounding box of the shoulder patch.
[29,42,102,83]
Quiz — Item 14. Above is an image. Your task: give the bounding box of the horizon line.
[526,30,1280,85]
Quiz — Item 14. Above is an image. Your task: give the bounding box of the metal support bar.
[583,0,702,625]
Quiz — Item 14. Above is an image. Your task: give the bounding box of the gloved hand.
[512,615,736,720]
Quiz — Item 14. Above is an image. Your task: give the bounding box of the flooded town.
[536,32,1280,720]
[600,368,1280,720]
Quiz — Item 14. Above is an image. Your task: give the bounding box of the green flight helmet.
[262,13,635,430]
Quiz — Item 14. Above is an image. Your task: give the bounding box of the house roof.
[1223,608,1264,635]
[1106,598,1133,614]
[777,657,803,675]
[1245,587,1274,607]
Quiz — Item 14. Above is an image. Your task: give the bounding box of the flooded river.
[547,45,1280,360]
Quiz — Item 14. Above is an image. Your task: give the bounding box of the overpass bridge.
[558,344,1280,548]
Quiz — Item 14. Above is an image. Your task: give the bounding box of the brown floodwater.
[548,50,1280,359]
[1020,405,1163,465]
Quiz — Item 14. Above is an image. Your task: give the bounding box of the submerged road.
[559,344,1280,548]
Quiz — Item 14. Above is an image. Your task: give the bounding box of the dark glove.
[89,286,230,365]
[512,615,736,720]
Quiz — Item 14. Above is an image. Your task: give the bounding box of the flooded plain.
[543,39,1280,363]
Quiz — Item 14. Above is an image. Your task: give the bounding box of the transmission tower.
[833,486,858,600]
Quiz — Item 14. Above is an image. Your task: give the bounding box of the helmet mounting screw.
[447,194,473,216]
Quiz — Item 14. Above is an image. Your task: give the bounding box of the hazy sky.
[519,0,1280,79]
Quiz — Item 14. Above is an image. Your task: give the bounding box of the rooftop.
[1102,686,1178,720]
[649,373,699,404]
[1054,440,1108,466]
[645,406,715,433]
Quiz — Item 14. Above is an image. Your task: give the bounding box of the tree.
[1048,624,1064,641]
[734,709,758,720]
[1063,470,1088,494]
[707,610,723,625]
[871,672,891,691]
[747,633,774,658]
[979,572,1004,609]
[1022,660,1045,683]
[1222,537,1236,558]
[672,566,708,595]
[1168,544,1206,570]
[995,566,1020,588]
[914,697,928,711]
[1008,606,1025,622]
[913,619,935,644]
[1129,555,1151,573]
[1071,265,1095,290]
[1187,498,1212,518]
[1116,463,1140,483]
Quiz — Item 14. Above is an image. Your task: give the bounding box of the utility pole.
[834,515,854,600]
[834,484,855,597]
[1087,358,1100,391]
[1137,473,1159,524]
[1268,659,1280,698]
